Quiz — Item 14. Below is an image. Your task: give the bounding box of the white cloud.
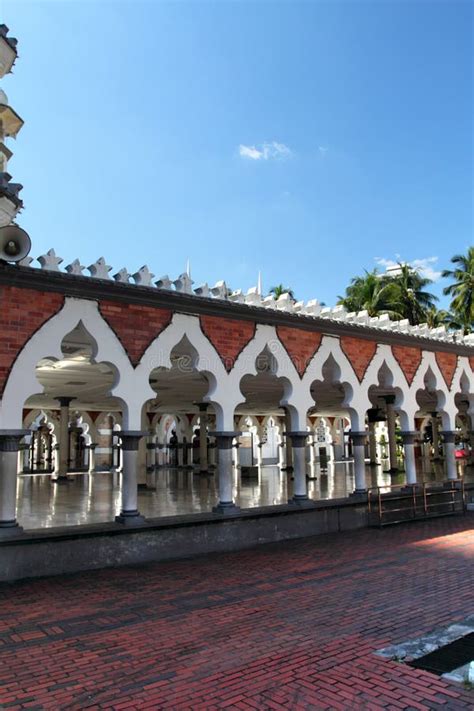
[374,256,442,281]
[238,141,292,161]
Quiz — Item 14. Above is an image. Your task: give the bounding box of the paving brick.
[0,516,473,709]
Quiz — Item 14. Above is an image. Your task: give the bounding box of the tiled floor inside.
[16,457,472,530]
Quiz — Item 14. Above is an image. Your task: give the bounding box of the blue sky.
[2,0,472,307]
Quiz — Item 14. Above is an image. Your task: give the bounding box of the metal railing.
[367,479,466,527]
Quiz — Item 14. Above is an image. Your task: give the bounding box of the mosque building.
[0,26,472,579]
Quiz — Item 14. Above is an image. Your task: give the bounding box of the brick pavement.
[0,515,473,710]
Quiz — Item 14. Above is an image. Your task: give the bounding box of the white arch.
[303,336,370,428]
[0,298,137,430]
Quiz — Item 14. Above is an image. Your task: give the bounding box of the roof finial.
[186,258,191,279]
[257,270,262,296]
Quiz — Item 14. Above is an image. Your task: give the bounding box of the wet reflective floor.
[16,457,472,530]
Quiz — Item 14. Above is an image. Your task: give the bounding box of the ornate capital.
[57,396,74,408]
[208,431,241,449]
[350,431,367,446]
[0,430,29,452]
[120,431,148,451]
[287,431,309,447]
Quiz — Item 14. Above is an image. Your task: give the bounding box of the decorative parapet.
[23,248,471,347]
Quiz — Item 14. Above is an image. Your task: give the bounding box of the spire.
[257,270,262,296]
[186,258,191,279]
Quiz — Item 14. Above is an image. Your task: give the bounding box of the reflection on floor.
[16,457,472,530]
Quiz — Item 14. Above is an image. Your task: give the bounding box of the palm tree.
[389,263,438,325]
[424,307,451,328]
[337,269,401,318]
[442,247,474,334]
[269,284,295,300]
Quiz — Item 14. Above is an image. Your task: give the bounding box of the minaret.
[0,25,24,228]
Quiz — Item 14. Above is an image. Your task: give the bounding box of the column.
[278,440,286,468]
[198,404,209,474]
[401,432,418,485]
[0,430,28,536]
[210,431,241,514]
[350,432,367,494]
[367,410,378,466]
[233,441,241,469]
[441,431,457,480]
[46,435,53,471]
[156,443,164,468]
[52,443,60,477]
[88,443,97,474]
[35,431,44,469]
[29,432,35,472]
[288,432,310,504]
[256,441,263,467]
[177,441,185,468]
[209,440,217,468]
[309,435,316,477]
[22,438,30,472]
[431,412,440,460]
[284,435,293,470]
[185,441,194,468]
[53,397,73,483]
[115,431,146,525]
[146,439,156,472]
[384,396,398,472]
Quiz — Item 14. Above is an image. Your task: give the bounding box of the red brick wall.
[199,316,256,372]
[392,345,422,385]
[435,352,458,389]
[470,356,474,374]
[99,301,173,367]
[0,286,64,395]
[276,326,322,377]
[340,336,377,383]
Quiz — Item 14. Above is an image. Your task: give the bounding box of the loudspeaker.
[0,224,31,262]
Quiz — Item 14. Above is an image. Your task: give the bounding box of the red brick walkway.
[0,516,473,710]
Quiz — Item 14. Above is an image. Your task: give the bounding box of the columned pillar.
[53,397,74,483]
[401,432,418,485]
[441,431,457,480]
[185,441,194,468]
[309,435,316,471]
[209,440,217,468]
[146,439,156,472]
[288,432,310,504]
[256,441,263,467]
[88,443,97,474]
[350,432,367,493]
[46,435,53,471]
[22,438,30,472]
[431,413,440,460]
[278,440,285,468]
[36,431,44,469]
[233,441,241,469]
[367,410,379,466]
[115,431,146,525]
[210,431,241,514]
[156,443,164,468]
[0,431,28,536]
[198,404,209,474]
[384,396,398,472]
